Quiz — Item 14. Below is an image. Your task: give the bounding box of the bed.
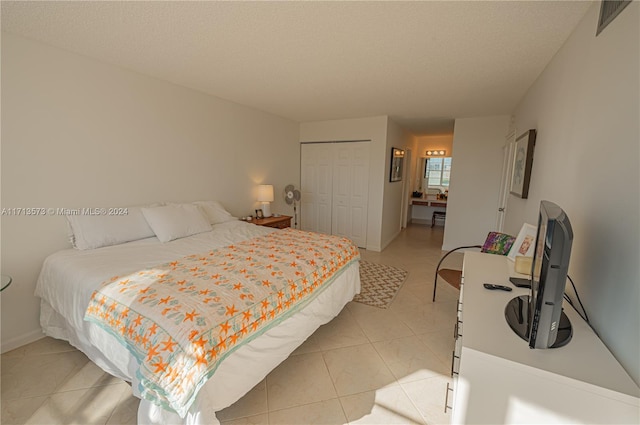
[35,202,360,424]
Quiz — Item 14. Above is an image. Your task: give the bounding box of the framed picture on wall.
[390,147,405,182]
[510,129,536,198]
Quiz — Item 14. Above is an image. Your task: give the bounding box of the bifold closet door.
[300,141,370,248]
[301,143,332,235]
[331,142,369,248]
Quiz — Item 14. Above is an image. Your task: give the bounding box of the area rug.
[353,260,408,309]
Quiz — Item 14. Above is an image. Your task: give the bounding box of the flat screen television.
[505,200,573,349]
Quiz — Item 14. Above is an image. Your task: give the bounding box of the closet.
[300,141,370,248]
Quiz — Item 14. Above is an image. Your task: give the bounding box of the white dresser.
[449,251,639,424]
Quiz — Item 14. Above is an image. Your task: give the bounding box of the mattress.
[35,220,360,424]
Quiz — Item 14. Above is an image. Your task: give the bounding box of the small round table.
[1,275,12,292]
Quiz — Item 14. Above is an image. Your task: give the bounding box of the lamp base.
[261,202,272,218]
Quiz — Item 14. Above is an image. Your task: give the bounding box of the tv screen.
[505,200,573,349]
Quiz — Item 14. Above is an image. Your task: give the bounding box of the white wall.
[442,116,510,251]
[505,2,639,384]
[299,116,396,251]
[382,119,414,247]
[0,33,300,351]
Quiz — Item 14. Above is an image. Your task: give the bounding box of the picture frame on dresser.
[507,222,537,262]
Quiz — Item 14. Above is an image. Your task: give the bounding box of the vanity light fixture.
[426,150,447,156]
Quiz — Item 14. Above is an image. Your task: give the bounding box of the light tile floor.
[1,224,463,424]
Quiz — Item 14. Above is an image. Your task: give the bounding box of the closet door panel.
[301,143,332,234]
[349,205,367,245]
[301,141,369,247]
[300,154,315,232]
[347,142,370,247]
[332,144,352,239]
[300,145,317,232]
[331,142,369,247]
[316,146,333,235]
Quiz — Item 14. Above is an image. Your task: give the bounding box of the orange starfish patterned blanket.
[84,228,359,417]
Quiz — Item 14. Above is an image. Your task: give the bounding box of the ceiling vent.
[596,0,631,36]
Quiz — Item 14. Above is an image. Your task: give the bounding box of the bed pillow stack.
[140,203,213,243]
[66,206,157,250]
[193,200,238,225]
[66,200,239,249]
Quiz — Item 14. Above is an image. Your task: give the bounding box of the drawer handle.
[444,382,454,413]
[454,321,463,339]
[450,350,460,376]
[450,350,454,376]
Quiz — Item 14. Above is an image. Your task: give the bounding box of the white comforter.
[35,220,360,424]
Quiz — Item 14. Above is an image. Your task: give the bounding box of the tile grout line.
[320,342,353,422]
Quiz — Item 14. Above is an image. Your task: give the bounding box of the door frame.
[496,130,516,231]
[401,148,412,229]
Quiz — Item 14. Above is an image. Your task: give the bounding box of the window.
[425,157,452,187]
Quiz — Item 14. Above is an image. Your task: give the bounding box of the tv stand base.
[504,295,572,348]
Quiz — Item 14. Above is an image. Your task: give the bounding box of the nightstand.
[252,215,292,229]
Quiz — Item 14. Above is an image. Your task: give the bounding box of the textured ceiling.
[1,1,592,136]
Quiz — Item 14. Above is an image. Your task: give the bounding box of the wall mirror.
[415,156,452,194]
[389,148,405,182]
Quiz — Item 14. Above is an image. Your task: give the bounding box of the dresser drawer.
[254,216,292,229]
[269,218,291,229]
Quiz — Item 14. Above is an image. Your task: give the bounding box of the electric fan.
[283,184,301,228]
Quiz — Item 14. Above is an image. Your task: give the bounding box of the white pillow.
[66,206,156,250]
[141,204,212,242]
[194,201,237,225]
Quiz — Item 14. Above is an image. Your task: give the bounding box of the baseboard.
[410,218,445,227]
[380,228,402,252]
[365,243,382,252]
[1,328,45,354]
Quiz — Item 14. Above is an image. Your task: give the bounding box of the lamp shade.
[257,184,274,202]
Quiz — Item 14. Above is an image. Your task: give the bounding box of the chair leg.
[433,252,451,302]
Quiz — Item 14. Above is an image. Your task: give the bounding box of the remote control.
[483,283,513,291]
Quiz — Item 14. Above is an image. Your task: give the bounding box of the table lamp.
[257,184,274,218]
